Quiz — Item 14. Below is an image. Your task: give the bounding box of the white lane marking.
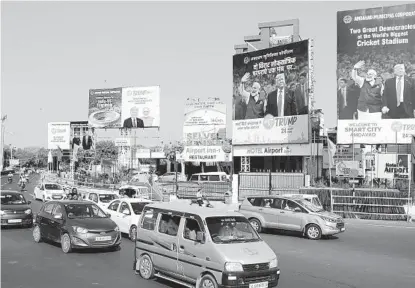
[8,261,18,264]
[346,223,415,229]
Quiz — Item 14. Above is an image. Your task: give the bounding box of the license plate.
[8,219,22,223]
[95,236,111,241]
[341,228,345,232]
[249,282,268,288]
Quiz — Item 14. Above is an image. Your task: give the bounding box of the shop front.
[233,143,323,175]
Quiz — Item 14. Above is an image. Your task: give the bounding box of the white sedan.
[34,183,65,202]
[105,198,152,241]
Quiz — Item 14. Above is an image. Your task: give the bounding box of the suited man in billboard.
[294,72,308,115]
[123,106,144,128]
[82,130,93,150]
[382,64,415,119]
[338,78,358,120]
[72,132,81,149]
[265,73,297,117]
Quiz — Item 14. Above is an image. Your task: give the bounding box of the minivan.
[239,195,345,240]
[190,172,230,183]
[134,202,280,288]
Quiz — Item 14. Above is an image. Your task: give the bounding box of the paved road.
[2,174,415,288]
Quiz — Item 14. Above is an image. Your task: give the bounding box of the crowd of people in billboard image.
[233,57,310,121]
[337,49,415,120]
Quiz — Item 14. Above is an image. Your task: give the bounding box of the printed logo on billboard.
[343,15,352,24]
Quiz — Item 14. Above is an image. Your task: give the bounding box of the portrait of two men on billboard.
[338,62,415,120]
[233,64,309,120]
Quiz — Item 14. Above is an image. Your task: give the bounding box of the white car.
[34,183,65,202]
[131,172,158,183]
[158,172,186,182]
[83,190,119,210]
[105,198,153,241]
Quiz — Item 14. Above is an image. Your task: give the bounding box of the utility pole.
[1,115,7,171]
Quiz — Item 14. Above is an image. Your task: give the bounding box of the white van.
[134,202,280,288]
[190,172,230,183]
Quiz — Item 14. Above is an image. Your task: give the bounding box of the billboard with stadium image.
[336,3,415,145]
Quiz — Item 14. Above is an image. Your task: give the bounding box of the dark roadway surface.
[2,174,415,288]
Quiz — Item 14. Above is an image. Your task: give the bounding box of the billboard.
[88,86,160,129]
[183,98,231,162]
[48,122,70,150]
[337,4,415,144]
[121,86,160,128]
[323,146,363,168]
[88,88,122,128]
[70,121,95,162]
[232,40,312,145]
[376,154,410,179]
[336,160,365,178]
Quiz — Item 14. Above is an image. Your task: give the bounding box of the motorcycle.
[8,178,12,184]
[21,182,26,191]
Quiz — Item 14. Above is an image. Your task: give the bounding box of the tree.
[163,141,184,162]
[94,140,118,165]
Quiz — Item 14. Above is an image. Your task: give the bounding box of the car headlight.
[72,226,88,233]
[224,262,243,272]
[269,258,278,269]
[114,226,119,232]
[24,209,32,215]
[320,216,337,223]
[0,210,4,215]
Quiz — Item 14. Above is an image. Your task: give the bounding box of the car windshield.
[1,193,27,205]
[64,203,108,218]
[296,199,323,212]
[99,194,117,203]
[206,216,261,244]
[130,202,151,215]
[44,184,61,190]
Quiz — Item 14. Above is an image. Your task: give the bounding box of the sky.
[1,0,409,148]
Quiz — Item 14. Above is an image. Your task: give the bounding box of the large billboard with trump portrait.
[88,86,160,129]
[232,40,313,145]
[337,3,415,144]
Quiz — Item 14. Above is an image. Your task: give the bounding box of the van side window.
[271,198,283,209]
[89,193,98,203]
[248,198,262,207]
[190,175,198,181]
[183,218,202,241]
[260,198,273,208]
[200,175,208,181]
[282,200,304,212]
[209,175,220,181]
[158,213,181,236]
[141,208,159,230]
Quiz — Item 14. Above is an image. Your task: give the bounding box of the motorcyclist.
[20,177,27,191]
[8,172,13,183]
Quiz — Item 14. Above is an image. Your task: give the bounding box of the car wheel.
[199,274,218,288]
[61,233,72,253]
[249,218,262,233]
[33,224,43,243]
[139,254,155,280]
[129,225,137,241]
[306,224,322,240]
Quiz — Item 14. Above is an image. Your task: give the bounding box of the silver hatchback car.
[239,195,345,240]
